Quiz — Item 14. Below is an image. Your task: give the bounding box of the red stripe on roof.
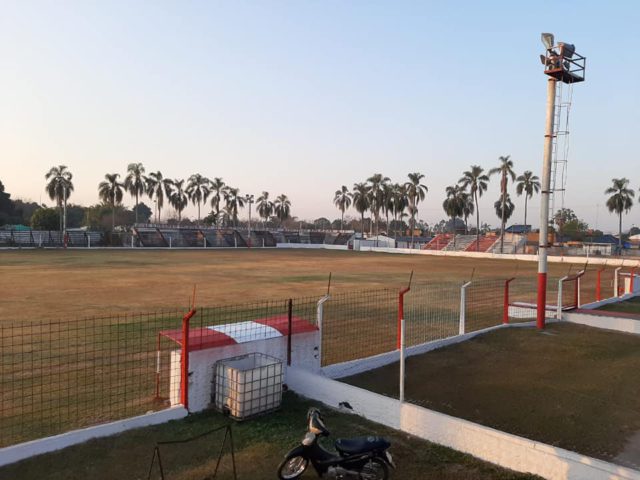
[159,327,236,351]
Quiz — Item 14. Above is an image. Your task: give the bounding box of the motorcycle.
[277,407,395,479]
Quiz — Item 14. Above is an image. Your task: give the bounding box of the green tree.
[124,163,146,224]
[366,173,390,235]
[0,180,19,226]
[186,173,210,223]
[209,178,226,220]
[461,192,474,234]
[352,183,371,235]
[605,178,635,250]
[515,170,540,251]
[257,191,274,228]
[459,165,489,251]
[133,202,153,223]
[274,194,291,226]
[442,185,465,248]
[45,165,74,233]
[98,173,124,231]
[333,186,352,231]
[404,173,428,246]
[31,207,59,230]
[489,155,516,253]
[145,171,172,223]
[169,179,188,224]
[223,187,245,227]
[494,194,515,229]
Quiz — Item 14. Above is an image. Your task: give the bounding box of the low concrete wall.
[287,368,640,480]
[0,407,188,468]
[563,311,640,335]
[276,243,348,250]
[357,246,639,268]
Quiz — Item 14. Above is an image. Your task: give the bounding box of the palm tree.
[45,165,74,235]
[352,183,371,235]
[224,187,245,227]
[515,171,541,253]
[98,173,124,231]
[461,192,474,234]
[605,178,635,251]
[459,165,489,251]
[333,186,352,231]
[274,194,292,226]
[124,163,146,224]
[442,185,465,248]
[257,191,274,228]
[366,173,390,235]
[186,174,210,224]
[404,173,428,247]
[494,194,515,236]
[209,177,226,220]
[145,171,172,223]
[169,179,188,224]
[489,155,516,253]
[390,183,408,237]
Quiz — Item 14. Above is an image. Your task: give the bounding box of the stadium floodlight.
[541,32,555,50]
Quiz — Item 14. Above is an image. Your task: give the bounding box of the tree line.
[41,164,293,232]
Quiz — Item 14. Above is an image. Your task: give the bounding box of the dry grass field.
[0,249,601,321]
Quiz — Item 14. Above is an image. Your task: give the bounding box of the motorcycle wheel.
[277,455,309,479]
[360,458,389,480]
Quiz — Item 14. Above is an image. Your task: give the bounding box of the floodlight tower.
[536,33,586,329]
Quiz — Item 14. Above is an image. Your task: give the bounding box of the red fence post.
[596,268,603,301]
[287,299,293,366]
[631,267,636,294]
[503,278,515,324]
[397,287,410,349]
[180,309,196,410]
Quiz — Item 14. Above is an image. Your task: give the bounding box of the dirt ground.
[0,392,541,480]
[0,249,602,321]
[342,323,640,469]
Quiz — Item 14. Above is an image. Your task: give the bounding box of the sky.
[1,1,639,232]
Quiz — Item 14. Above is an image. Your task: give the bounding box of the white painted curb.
[0,407,188,467]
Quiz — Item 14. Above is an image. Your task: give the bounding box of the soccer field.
[0,249,592,321]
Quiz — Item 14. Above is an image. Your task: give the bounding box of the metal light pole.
[536,33,586,329]
[536,77,557,329]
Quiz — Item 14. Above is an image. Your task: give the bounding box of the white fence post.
[399,314,406,402]
[459,281,472,335]
[316,294,330,368]
[557,276,568,320]
[614,267,622,297]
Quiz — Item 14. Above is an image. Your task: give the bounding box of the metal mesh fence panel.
[0,311,183,448]
[464,279,504,333]
[404,282,460,345]
[321,289,397,366]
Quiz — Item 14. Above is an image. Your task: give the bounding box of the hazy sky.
[1,1,639,231]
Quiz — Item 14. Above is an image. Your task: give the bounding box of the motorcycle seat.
[335,436,390,455]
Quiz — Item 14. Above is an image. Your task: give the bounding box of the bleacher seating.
[489,235,525,254]
[422,234,453,250]
[66,231,86,246]
[465,236,497,252]
[443,235,475,251]
[134,228,167,247]
[332,233,352,245]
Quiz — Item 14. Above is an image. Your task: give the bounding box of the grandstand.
[422,234,453,250]
[466,236,498,252]
[442,234,475,251]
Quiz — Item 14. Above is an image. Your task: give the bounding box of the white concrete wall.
[578,292,640,311]
[0,407,187,468]
[353,245,640,268]
[286,367,640,480]
[171,332,320,412]
[276,243,348,250]
[563,312,640,335]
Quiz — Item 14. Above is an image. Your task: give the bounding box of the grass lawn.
[0,249,603,321]
[596,296,640,315]
[0,393,541,480]
[341,323,640,469]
